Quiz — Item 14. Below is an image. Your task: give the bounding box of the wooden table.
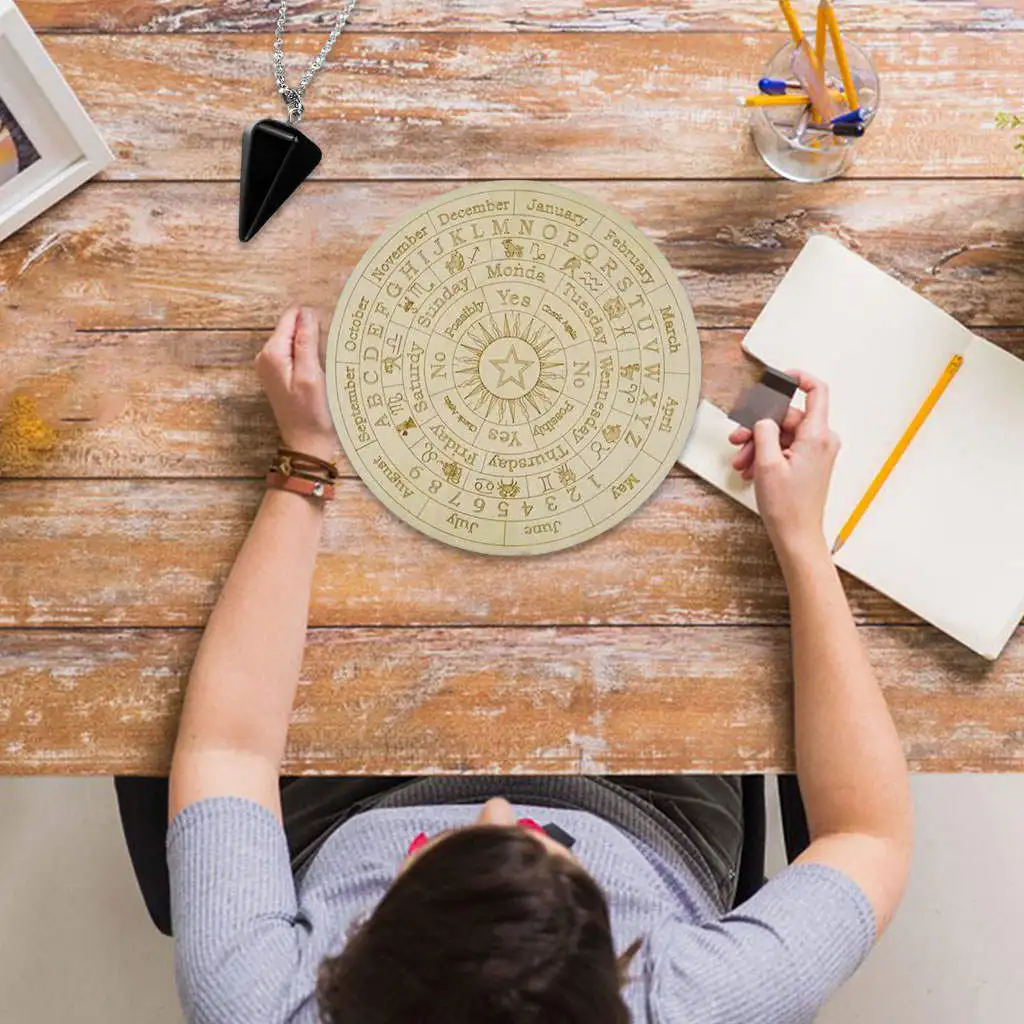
[2,1,1024,775]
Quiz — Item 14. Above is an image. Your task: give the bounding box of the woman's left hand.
[255,306,338,462]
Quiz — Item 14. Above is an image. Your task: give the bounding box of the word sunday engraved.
[326,181,701,556]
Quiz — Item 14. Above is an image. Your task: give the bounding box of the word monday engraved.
[327,181,701,556]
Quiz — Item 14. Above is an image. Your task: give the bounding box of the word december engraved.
[437,198,511,226]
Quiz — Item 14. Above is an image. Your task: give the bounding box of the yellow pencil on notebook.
[822,0,860,110]
[832,354,964,554]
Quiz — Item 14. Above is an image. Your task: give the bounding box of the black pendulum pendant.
[238,118,321,243]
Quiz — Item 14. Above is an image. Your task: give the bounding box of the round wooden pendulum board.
[326,181,701,556]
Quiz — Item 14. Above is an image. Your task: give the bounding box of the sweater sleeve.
[649,863,876,1024]
[167,797,313,1024]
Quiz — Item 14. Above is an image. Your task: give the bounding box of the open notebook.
[680,236,1024,659]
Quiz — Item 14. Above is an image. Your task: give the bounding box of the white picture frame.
[0,0,112,243]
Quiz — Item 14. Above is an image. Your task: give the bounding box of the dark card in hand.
[728,369,799,429]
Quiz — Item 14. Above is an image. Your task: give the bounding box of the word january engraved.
[524,196,588,228]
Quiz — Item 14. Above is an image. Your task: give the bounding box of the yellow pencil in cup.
[741,90,843,109]
[832,355,964,554]
[822,0,860,111]
[815,0,827,69]
[777,0,836,122]
[777,0,807,49]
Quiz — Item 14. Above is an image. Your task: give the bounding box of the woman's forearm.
[782,542,911,843]
[169,487,324,819]
[781,541,913,922]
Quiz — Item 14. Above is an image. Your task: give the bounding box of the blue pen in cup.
[758,77,804,95]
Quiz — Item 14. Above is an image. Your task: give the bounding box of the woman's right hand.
[727,372,840,567]
[255,306,338,463]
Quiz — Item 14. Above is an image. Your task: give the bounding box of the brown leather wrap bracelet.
[265,470,335,501]
[265,444,338,502]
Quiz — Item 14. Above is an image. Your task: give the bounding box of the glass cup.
[750,39,880,183]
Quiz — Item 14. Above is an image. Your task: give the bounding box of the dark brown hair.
[317,825,635,1024]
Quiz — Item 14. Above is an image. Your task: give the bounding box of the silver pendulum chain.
[272,0,359,125]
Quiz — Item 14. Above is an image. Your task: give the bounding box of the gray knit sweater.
[168,797,874,1023]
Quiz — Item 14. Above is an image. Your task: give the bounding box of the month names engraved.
[326,181,701,556]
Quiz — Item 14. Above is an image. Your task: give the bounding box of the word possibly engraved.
[327,182,700,556]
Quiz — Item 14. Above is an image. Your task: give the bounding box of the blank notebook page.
[741,236,976,542]
[837,337,1024,657]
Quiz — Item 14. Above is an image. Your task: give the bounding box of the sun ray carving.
[453,313,564,424]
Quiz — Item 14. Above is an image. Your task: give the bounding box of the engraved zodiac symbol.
[620,362,640,380]
[502,238,524,259]
[442,461,463,485]
[401,298,416,313]
[396,417,416,436]
[602,424,622,444]
[603,296,627,319]
[556,463,576,487]
[383,355,402,374]
[445,251,465,275]
[562,255,582,277]
[497,479,520,499]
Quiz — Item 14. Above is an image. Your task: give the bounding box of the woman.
[118,306,912,1023]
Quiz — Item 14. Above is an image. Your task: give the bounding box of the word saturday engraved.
[326,181,701,556]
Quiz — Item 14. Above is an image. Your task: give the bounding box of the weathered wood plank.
[21,0,1024,34]
[3,181,1022,332]
[40,33,1024,181]
[4,325,1023,479]
[2,626,1021,774]
[0,476,951,628]
[0,325,755,478]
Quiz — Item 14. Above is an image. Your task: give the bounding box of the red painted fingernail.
[517,818,544,834]
[407,832,428,855]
